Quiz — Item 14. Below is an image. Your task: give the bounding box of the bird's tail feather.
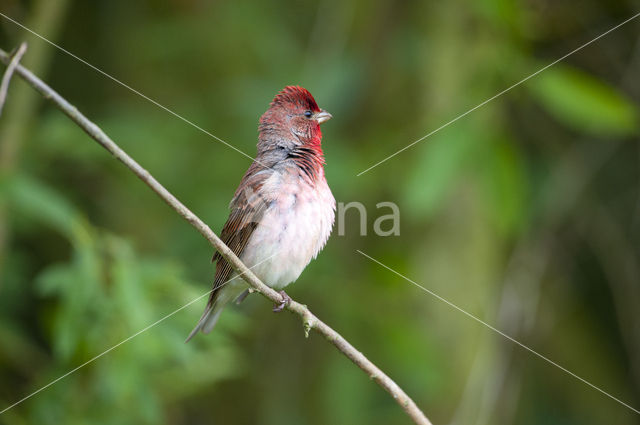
[185,300,225,342]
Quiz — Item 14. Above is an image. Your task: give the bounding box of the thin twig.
[0,46,433,425]
[0,43,27,117]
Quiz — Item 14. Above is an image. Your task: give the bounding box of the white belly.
[239,174,335,290]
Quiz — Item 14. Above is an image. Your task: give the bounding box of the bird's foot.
[272,290,291,313]
[235,289,250,305]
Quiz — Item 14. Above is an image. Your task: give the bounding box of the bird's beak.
[315,110,332,124]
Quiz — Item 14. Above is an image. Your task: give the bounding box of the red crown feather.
[271,86,320,112]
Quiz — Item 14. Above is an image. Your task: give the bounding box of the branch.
[0,43,27,117]
[0,47,433,425]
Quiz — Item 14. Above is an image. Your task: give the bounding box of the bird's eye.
[304,110,313,118]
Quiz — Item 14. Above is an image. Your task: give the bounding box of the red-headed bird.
[187,86,335,341]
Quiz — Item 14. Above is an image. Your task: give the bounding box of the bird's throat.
[288,140,325,181]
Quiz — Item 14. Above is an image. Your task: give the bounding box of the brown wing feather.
[206,166,273,305]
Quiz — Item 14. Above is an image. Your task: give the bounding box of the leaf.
[36,263,74,296]
[107,235,153,330]
[4,174,82,239]
[402,121,478,217]
[528,65,638,136]
[480,137,528,235]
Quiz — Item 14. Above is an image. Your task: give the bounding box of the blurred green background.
[1,0,639,424]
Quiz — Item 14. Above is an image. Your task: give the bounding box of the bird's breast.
[240,172,335,289]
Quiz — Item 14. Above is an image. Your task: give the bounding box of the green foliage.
[1,175,245,425]
[403,121,479,218]
[528,64,638,136]
[1,1,639,424]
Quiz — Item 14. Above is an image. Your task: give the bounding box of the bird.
[186,86,335,341]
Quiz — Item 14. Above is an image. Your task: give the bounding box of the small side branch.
[0,46,433,425]
[0,42,27,117]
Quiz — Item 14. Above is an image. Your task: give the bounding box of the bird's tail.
[185,299,225,343]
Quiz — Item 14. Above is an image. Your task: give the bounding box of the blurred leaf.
[480,136,529,235]
[3,174,81,238]
[402,121,478,217]
[528,65,639,136]
[107,236,152,329]
[36,236,103,361]
[36,263,74,296]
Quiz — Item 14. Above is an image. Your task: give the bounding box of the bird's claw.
[272,290,291,313]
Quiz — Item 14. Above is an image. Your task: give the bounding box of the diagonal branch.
[0,42,27,117]
[0,46,432,425]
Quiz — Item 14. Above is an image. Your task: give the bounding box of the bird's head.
[258,86,331,151]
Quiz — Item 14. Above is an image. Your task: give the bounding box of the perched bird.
[187,86,335,341]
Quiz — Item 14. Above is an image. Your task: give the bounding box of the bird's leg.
[272,290,291,312]
[235,289,250,304]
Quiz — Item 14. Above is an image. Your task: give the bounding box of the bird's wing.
[208,166,274,303]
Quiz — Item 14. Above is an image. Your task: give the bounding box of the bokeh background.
[1,0,640,424]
